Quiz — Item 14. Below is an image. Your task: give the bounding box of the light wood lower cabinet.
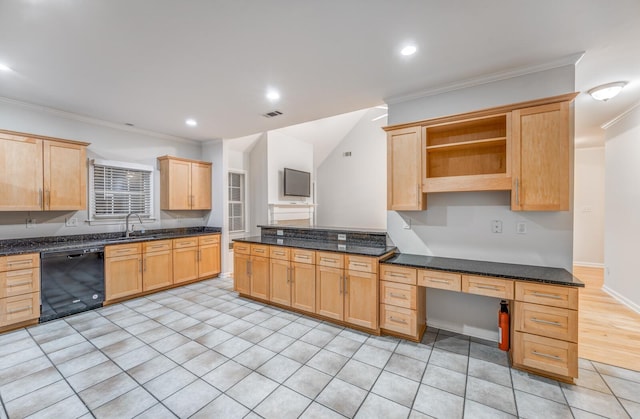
[250,255,270,301]
[106,234,221,303]
[270,258,290,304]
[291,262,316,313]
[233,251,251,295]
[380,264,425,341]
[315,265,344,321]
[512,282,579,382]
[0,253,40,329]
[269,249,315,314]
[105,244,143,301]
[345,269,378,329]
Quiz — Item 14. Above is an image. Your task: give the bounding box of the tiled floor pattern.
[1,277,639,419]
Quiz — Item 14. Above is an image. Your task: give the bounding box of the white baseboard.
[573,261,605,269]
[427,318,498,343]
[602,285,640,315]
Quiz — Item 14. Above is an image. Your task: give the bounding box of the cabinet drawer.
[270,247,290,261]
[233,242,251,255]
[0,253,40,272]
[0,269,40,298]
[381,281,416,309]
[291,249,315,264]
[462,275,514,299]
[143,240,172,254]
[380,265,416,285]
[173,237,198,249]
[513,331,578,379]
[198,234,220,245]
[105,243,141,258]
[0,293,40,327]
[515,282,578,310]
[251,244,270,257]
[418,270,462,291]
[380,304,417,337]
[317,252,344,269]
[345,255,377,274]
[515,302,578,342]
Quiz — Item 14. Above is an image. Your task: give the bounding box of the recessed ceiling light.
[588,81,627,101]
[185,118,197,127]
[400,45,417,56]
[0,63,12,72]
[266,89,281,102]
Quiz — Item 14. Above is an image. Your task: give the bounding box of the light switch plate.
[491,220,502,233]
[65,217,78,227]
[517,222,527,234]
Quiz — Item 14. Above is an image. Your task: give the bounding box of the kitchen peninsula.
[233,225,584,383]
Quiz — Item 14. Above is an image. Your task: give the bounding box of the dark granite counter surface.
[233,236,396,257]
[0,226,222,256]
[382,253,584,287]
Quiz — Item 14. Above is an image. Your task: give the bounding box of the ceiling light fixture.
[0,63,12,72]
[400,45,417,56]
[588,81,627,101]
[266,89,280,102]
[185,118,198,127]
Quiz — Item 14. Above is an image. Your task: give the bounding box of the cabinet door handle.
[515,178,520,206]
[198,249,202,261]
[390,293,408,299]
[428,279,450,284]
[38,188,43,207]
[322,257,336,262]
[532,351,562,361]
[46,189,51,208]
[416,184,420,204]
[344,275,349,294]
[7,260,32,268]
[286,267,290,284]
[390,316,407,325]
[247,261,252,276]
[8,280,33,287]
[531,292,562,300]
[352,262,368,268]
[143,259,147,272]
[8,305,32,314]
[476,285,499,291]
[139,260,143,273]
[339,275,343,294]
[531,318,562,327]
[389,273,407,278]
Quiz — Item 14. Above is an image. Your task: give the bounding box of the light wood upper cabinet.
[0,130,88,211]
[387,126,425,211]
[511,101,571,211]
[158,156,212,210]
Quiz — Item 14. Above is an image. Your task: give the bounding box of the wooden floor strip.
[574,265,640,371]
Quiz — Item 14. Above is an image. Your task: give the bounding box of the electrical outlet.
[277,230,284,236]
[517,222,527,234]
[65,217,78,227]
[491,220,502,233]
[337,233,347,241]
[26,218,36,229]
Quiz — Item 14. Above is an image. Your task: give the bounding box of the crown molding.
[601,99,640,130]
[385,52,585,105]
[0,96,199,144]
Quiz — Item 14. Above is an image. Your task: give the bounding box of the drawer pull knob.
[389,317,408,325]
[532,351,563,361]
[531,318,562,327]
[531,292,562,300]
[8,306,32,314]
[429,279,450,284]
[476,285,499,291]
[8,280,33,287]
[389,293,408,299]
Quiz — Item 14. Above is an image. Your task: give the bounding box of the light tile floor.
[1,277,639,418]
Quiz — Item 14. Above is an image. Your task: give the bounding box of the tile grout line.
[590,361,634,418]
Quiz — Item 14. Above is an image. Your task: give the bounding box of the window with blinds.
[229,171,245,233]
[89,159,154,219]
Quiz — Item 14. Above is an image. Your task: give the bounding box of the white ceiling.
[0,1,638,147]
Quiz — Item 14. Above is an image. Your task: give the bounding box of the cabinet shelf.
[425,173,512,193]
[426,137,506,153]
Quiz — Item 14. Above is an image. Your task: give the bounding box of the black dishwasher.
[40,246,105,322]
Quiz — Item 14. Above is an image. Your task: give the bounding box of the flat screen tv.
[284,168,311,197]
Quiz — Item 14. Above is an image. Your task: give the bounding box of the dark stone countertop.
[233,236,396,257]
[0,227,222,256]
[382,253,584,287]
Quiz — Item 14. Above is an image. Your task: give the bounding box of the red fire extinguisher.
[498,300,509,351]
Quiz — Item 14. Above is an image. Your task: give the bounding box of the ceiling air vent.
[262,110,283,118]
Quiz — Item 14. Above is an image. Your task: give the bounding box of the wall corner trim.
[602,285,640,315]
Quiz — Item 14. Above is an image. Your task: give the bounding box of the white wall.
[0,98,208,239]
[386,65,576,340]
[249,133,269,236]
[316,108,387,229]
[202,140,227,272]
[266,131,314,204]
[573,147,605,266]
[604,104,640,313]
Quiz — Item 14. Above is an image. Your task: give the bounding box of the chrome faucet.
[125,212,143,238]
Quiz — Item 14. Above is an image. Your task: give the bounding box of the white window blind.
[90,159,154,219]
[228,171,245,233]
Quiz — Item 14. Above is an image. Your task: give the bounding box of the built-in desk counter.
[381,254,583,383]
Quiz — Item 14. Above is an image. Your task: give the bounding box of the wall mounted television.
[284,168,311,197]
